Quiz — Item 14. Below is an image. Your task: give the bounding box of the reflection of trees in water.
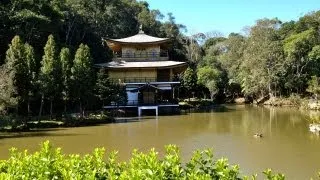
[209,106,309,136]
[308,133,320,141]
[303,110,320,124]
[127,106,315,140]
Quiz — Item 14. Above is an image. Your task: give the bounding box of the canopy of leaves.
[71,44,93,102]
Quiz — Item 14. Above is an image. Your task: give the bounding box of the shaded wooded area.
[0,0,187,124]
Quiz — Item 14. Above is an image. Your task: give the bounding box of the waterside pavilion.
[95,27,187,116]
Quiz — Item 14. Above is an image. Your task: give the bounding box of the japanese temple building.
[95,26,187,115]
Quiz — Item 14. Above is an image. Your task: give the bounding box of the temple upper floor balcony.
[113,50,169,61]
[110,75,180,84]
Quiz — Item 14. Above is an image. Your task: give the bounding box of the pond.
[0,105,320,179]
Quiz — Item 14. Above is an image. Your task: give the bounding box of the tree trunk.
[64,100,67,115]
[38,94,44,123]
[50,100,53,120]
[26,98,30,125]
[27,98,30,116]
[79,100,82,119]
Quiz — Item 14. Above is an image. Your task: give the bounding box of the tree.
[185,33,206,63]
[241,18,284,98]
[206,80,219,100]
[39,35,60,120]
[25,43,37,117]
[218,33,246,85]
[60,47,72,113]
[5,36,29,114]
[202,37,227,52]
[182,67,197,98]
[197,66,221,100]
[307,76,320,99]
[0,67,17,115]
[71,44,94,117]
[308,45,320,76]
[217,34,246,98]
[283,29,319,93]
[197,66,221,86]
[95,69,113,106]
[111,83,128,106]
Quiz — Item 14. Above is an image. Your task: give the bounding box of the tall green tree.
[197,66,222,100]
[0,67,17,114]
[60,47,72,113]
[39,35,60,120]
[71,43,94,117]
[182,67,197,98]
[241,18,284,98]
[95,69,112,106]
[5,35,29,114]
[25,43,37,116]
[218,33,246,85]
[283,29,319,93]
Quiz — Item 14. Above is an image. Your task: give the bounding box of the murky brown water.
[0,105,320,179]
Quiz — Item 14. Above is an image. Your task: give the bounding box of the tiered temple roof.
[98,26,186,69]
[105,31,169,44]
[96,60,186,69]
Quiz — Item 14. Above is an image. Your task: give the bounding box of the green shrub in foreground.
[0,141,285,179]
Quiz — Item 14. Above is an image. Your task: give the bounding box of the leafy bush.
[0,141,286,179]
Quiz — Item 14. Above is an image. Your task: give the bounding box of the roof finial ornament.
[139,24,144,34]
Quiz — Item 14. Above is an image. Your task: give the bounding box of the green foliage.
[241,18,284,97]
[206,80,219,100]
[307,76,320,98]
[0,0,186,64]
[71,44,94,115]
[5,36,29,101]
[283,29,318,63]
[0,35,39,118]
[197,11,320,101]
[0,67,17,114]
[202,37,227,52]
[309,45,320,60]
[218,33,245,85]
[282,29,319,92]
[95,69,112,105]
[24,43,37,102]
[60,47,72,101]
[263,169,285,180]
[0,141,288,179]
[197,66,221,86]
[38,35,63,118]
[110,83,128,106]
[197,66,221,100]
[39,35,60,100]
[182,67,198,92]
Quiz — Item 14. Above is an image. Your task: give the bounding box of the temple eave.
[95,61,187,69]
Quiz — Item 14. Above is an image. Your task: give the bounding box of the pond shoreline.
[0,116,115,133]
[2,97,320,133]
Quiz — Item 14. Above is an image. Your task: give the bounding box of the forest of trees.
[184,11,320,102]
[0,0,187,122]
[0,0,320,122]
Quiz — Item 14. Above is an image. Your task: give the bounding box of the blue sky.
[144,0,319,36]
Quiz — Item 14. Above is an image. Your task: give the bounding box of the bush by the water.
[0,141,288,179]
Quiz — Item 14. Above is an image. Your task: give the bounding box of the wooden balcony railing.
[110,76,180,84]
[111,99,179,106]
[113,50,168,60]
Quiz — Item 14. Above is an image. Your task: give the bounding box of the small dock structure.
[138,106,158,116]
[104,104,179,117]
